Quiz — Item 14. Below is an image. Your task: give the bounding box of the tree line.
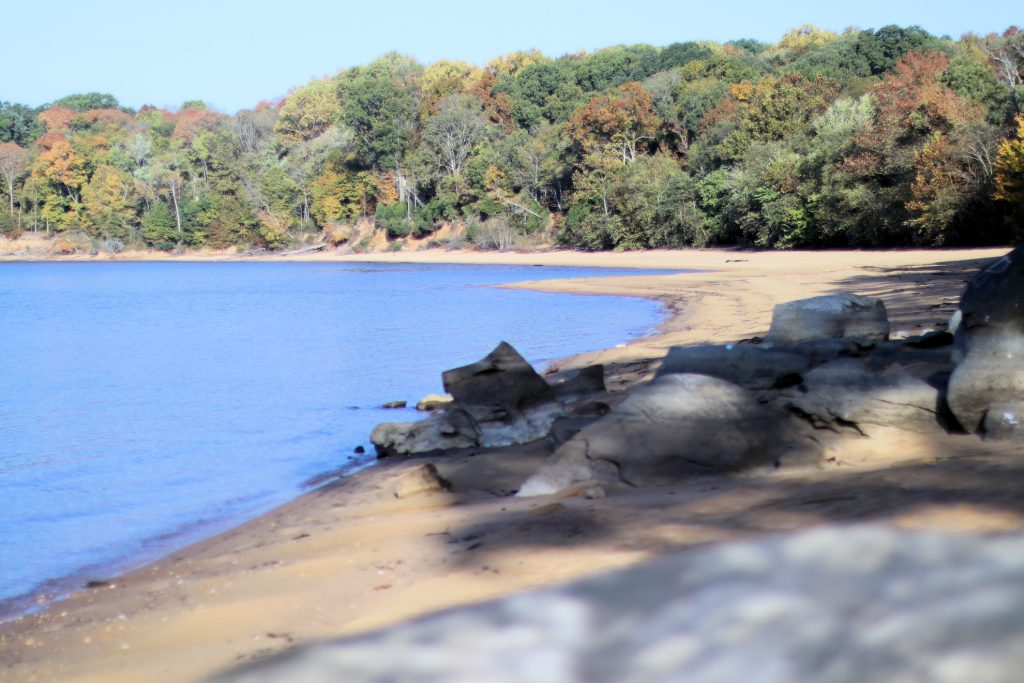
[1,24,1024,252]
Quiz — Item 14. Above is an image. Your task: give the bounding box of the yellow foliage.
[994,114,1024,207]
[776,25,838,57]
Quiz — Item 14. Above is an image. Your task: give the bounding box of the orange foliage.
[38,107,75,132]
[173,108,225,141]
[34,132,68,150]
[82,108,133,128]
[568,82,660,163]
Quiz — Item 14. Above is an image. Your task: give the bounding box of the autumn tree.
[568,82,661,164]
[995,114,1024,230]
[274,78,341,144]
[81,165,137,239]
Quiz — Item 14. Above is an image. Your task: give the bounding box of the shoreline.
[0,259,672,621]
[1,246,1018,683]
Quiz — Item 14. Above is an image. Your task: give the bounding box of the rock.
[784,359,945,435]
[415,394,453,411]
[903,330,955,349]
[380,400,407,409]
[657,344,810,389]
[767,292,890,345]
[373,343,569,457]
[207,526,1024,683]
[549,365,606,399]
[393,464,451,498]
[864,340,953,372]
[354,446,365,454]
[371,402,569,457]
[947,246,1024,433]
[517,374,817,496]
[370,418,475,457]
[442,341,553,421]
[981,401,1024,441]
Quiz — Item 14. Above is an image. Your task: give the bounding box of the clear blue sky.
[6,0,1020,113]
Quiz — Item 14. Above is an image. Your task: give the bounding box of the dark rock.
[518,374,819,496]
[786,337,876,364]
[442,341,553,421]
[767,293,890,345]
[863,341,954,373]
[982,401,1024,442]
[903,330,955,349]
[380,400,407,409]
[550,365,606,399]
[207,526,1024,683]
[784,359,945,435]
[656,344,811,389]
[354,446,365,454]
[947,246,1024,433]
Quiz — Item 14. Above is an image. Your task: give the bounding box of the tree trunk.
[168,181,182,237]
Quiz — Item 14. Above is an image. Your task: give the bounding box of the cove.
[0,261,676,612]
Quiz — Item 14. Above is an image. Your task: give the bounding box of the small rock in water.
[416,394,453,411]
[354,445,366,454]
[381,400,407,409]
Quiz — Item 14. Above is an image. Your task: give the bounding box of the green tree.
[141,201,177,249]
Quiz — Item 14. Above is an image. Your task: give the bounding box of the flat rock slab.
[785,359,945,435]
[209,525,1024,683]
[656,344,810,389]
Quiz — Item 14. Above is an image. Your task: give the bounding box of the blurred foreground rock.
[948,244,1024,438]
[209,525,1024,683]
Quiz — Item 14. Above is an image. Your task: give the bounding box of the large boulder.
[783,359,946,435]
[517,374,817,496]
[442,341,553,421]
[947,246,1024,435]
[767,293,890,345]
[657,344,811,389]
[208,526,1024,683]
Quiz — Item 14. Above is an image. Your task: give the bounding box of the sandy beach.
[1,245,1021,683]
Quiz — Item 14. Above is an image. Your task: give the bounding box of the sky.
[5,0,1021,114]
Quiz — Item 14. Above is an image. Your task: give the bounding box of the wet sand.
[0,245,1017,683]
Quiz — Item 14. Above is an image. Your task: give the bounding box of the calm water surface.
[0,262,672,610]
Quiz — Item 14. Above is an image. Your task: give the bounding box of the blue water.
[0,261,671,611]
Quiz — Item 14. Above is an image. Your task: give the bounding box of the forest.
[1,24,1024,253]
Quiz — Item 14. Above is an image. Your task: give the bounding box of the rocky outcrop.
[517,374,819,496]
[372,343,574,457]
[947,245,1024,436]
[767,292,890,345]
[208,526,1024,683]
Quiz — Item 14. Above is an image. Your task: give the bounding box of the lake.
[0,261,671,614]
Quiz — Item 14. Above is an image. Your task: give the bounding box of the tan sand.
[0,246,1017,683]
